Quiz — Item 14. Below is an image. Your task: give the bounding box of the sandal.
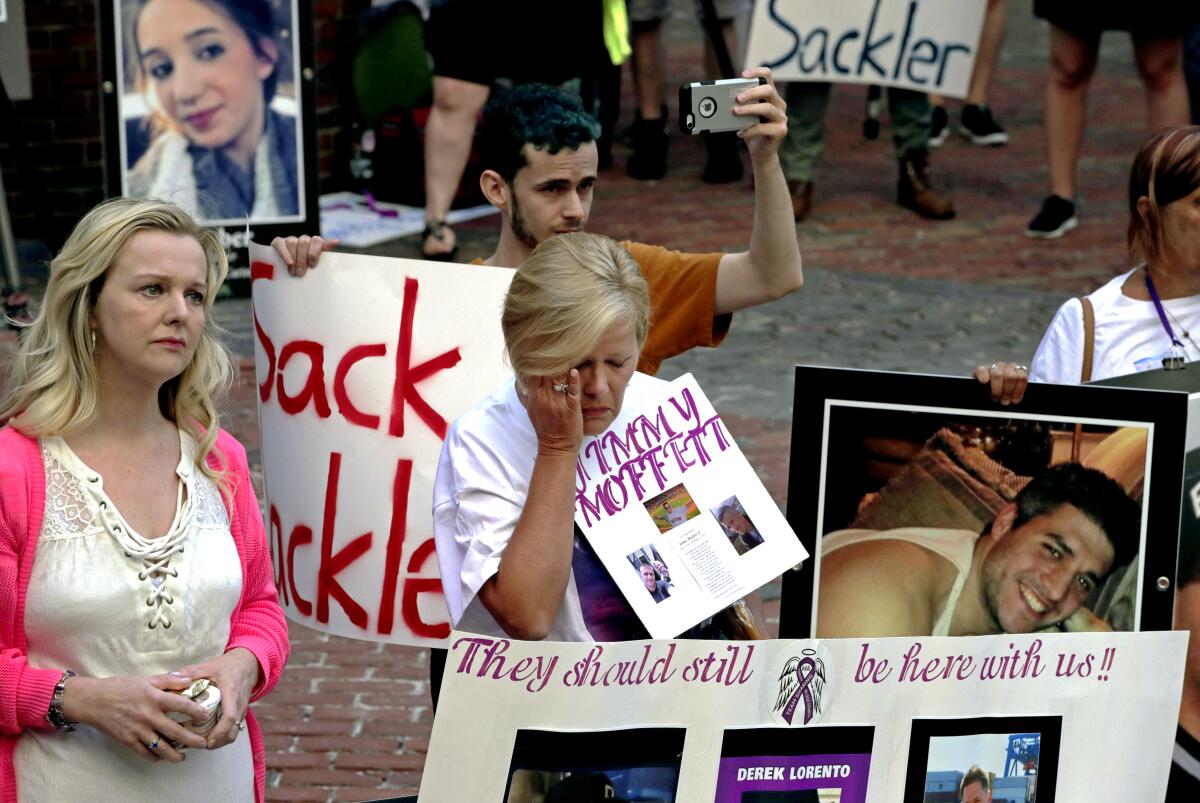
[421,219,459,262]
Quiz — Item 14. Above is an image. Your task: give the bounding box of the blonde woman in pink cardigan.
[0,198,288,801]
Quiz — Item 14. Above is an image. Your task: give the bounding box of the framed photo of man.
[779,366,1188,640]
[98,0,318,274]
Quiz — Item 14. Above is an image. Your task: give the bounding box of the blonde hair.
[0,197,237,495]
[502,233,650,381]
[1128,125,1200,268]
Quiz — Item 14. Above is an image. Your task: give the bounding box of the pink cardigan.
[0,426,290,802]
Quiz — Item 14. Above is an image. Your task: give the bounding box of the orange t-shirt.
[470,241,730,375]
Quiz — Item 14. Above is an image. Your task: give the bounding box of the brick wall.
[0,0,367,260]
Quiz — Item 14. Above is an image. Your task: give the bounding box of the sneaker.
[929,105,949,148]
[958,104,1009,146]
[897,155,955,220]
[1025,195,1078,238]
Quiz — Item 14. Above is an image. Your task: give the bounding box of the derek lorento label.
[746,0,987,97]
[572,373,807,639]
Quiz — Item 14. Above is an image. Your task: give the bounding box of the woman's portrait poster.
[106,0,309,227]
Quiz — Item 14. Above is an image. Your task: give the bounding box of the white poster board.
[576,374,808,638]
[745,0,987,97]
[249,244,514,646]
[421,630,1187,802]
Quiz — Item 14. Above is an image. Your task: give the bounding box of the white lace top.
[13,432,254,802]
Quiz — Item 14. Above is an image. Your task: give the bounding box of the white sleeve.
[1029,299,1086,385]
[432,427,526,625]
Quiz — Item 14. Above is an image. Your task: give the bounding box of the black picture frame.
[779,366,1187,639]
[97,0,319,284]
[902,715,1062,803]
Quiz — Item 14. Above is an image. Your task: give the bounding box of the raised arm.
[713,67,804,316]
[476,371,582,640]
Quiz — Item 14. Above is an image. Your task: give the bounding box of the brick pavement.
[0,3,1175,800]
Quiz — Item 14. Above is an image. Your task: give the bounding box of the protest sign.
[250,244,514,645]
[779,367,1187,640]
[575,373,807,638]
[421,630,1187,801]
[745,0,987,97]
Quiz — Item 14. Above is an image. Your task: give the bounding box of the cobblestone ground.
[0,2,1171,799]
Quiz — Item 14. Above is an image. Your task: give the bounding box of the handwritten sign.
[574,374,807,638]
[421,630,1187,801]
[746,0,987,97]
[250,244,514,645]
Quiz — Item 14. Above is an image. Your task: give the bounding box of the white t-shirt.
[1030,268,1200,384]
[433,372,666,642]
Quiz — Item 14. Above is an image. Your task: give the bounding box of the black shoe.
[701,132,744,184]
[958,104,1009,146]
[1025,195,1077,238]
[929,106,949,148]
[626,109,668,181]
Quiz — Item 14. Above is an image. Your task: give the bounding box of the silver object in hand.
[148,738,160,750]
[552,382,569,393]
[236,719,246,732]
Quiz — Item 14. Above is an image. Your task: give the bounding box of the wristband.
[46,670,76,731]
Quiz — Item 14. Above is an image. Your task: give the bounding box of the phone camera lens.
[698,97,717,119]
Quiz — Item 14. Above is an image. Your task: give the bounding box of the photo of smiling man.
[817,462,1141,638]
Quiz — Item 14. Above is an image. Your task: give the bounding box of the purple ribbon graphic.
[781,657,818,725]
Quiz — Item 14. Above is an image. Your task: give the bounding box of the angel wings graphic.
[773,655,826,724]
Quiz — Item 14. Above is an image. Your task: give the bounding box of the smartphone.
[679,76,767,135]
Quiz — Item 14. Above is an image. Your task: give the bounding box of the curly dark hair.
[479,84,601,185]
[1013,462,1141,570]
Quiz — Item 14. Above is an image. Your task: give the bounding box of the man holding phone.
[277,68,804,377]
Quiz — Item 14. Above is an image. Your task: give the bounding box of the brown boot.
[788,180,814,222]
[897,155,955,220]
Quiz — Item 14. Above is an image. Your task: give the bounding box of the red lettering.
[287,524,314,617]
[315,452,372,628]
[269,504,287,606]
[252,260,278,403]
[250,260,274,282]
[334,344,387,430]
[377,459,412,635]
[277,341,332,418]
[402,537,450,640]
[388,277,462,439]
[254,311,276,403]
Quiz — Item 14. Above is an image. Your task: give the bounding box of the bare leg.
[422,76,490,256]
[1133,34,1189,130]
[967,0,1007,105]
[1044,25,1100,200]
[632,23,665,120]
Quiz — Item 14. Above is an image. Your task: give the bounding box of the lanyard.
[1144,269,1185,348]
[1143,268,1189,369]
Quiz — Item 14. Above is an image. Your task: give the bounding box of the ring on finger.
[552,382,569,393]
[1016,364,1029,373]
[236,719,246,732]
[147,738,160,751]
